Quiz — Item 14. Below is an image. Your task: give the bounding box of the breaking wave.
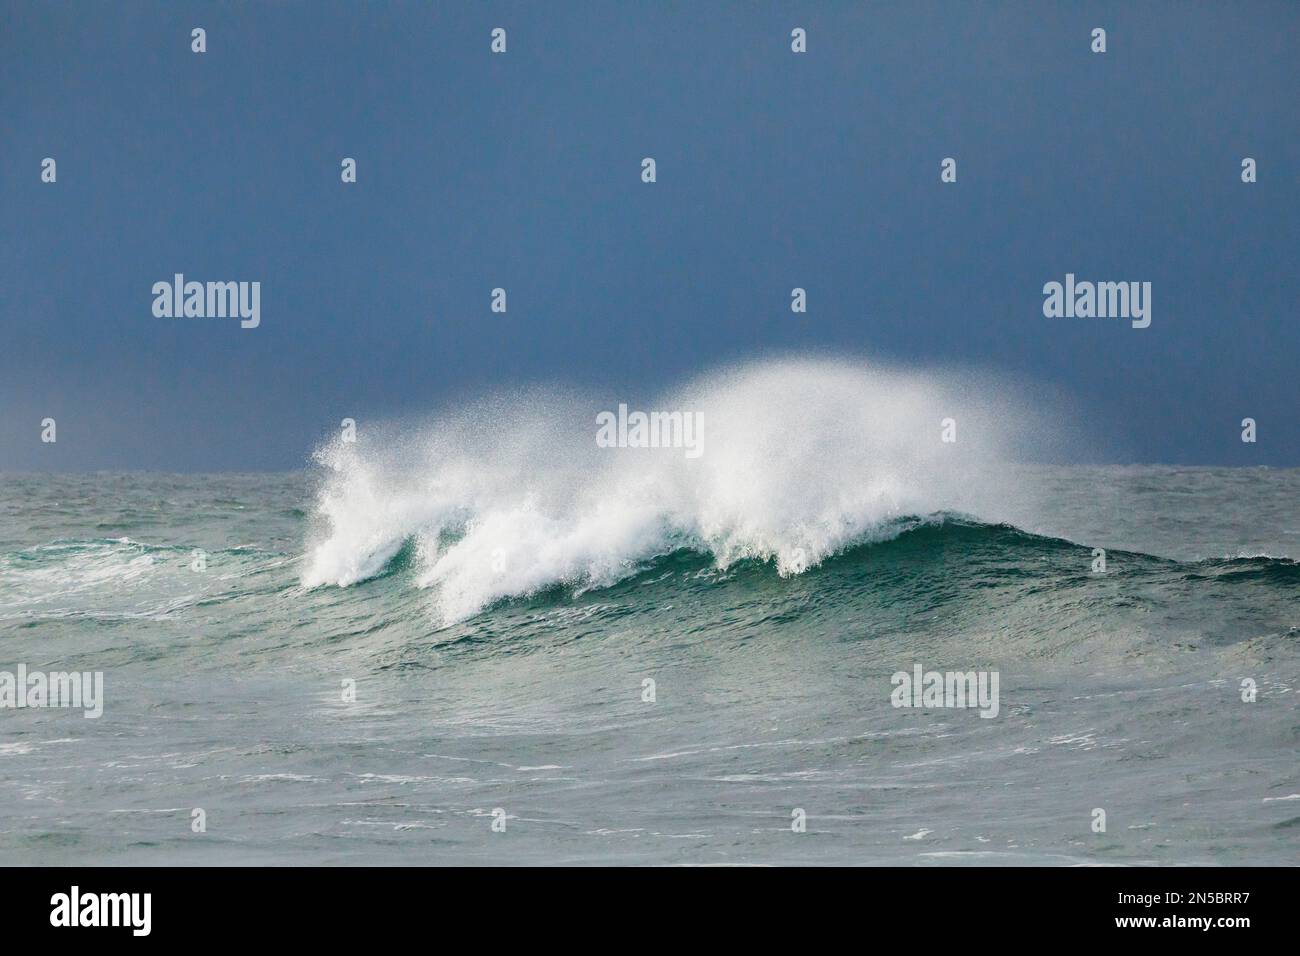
[301,357,1067,623]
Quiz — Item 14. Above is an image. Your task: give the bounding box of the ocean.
[1,362,1297,865]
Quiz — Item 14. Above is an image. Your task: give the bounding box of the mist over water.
[302,358,1069,623]
[1,358,1297,866]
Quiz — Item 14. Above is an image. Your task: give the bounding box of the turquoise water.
[1,465,1297,865]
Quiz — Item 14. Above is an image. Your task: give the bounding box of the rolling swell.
[329,516,1299,665]
[2,514,1295,668]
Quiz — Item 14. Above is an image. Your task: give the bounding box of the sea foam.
[300,357,1050,623]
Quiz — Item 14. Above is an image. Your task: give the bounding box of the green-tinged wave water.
[5,516,1296,663]
[1,464,1297,865]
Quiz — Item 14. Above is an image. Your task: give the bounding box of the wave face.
[301,358,1056,623]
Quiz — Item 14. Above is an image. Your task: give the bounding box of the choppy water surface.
[1,360,1297,865]
[2,463,1295,866]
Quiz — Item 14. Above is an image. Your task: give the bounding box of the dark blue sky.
[3,1,1297,470]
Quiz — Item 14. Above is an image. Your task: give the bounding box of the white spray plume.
[302,356,1065,623]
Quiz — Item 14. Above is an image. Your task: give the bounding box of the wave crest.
[301,357,1051,623]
